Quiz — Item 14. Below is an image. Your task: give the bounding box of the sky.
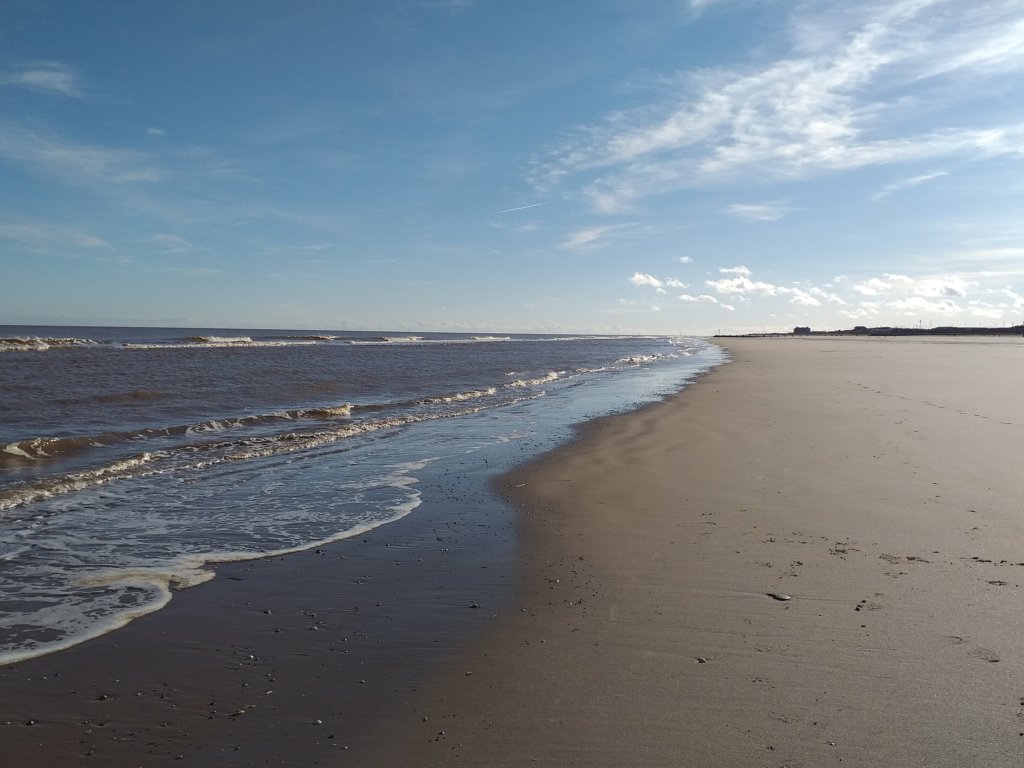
[3,0,1024,335]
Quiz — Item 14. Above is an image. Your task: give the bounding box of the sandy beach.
[5,335,1024,766]
[362,335,1024,766]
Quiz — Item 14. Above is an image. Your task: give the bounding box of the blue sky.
[3,0,1024,334]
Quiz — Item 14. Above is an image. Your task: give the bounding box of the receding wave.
[0,407,482,513]
[0,453,159,511]
[0,403,355,469]
[471,335,511,342]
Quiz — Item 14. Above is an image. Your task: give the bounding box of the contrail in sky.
[495,203,543,214]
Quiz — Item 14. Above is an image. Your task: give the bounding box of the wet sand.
[5,336,1024,766]
[0,458,521,765]
[362,335,1024,766]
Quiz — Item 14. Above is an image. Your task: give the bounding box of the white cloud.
[839,305,881,320]
[561,225,624,250]
[0,123,165,185]
[792,283,847,304]
[835,269,1024,323]
[679,293,720,303]
[990,287,1024,309]
[719,265,752,276]
[853,273,975,298]
[676,255,694,264]
[707,265,784,296]
[630,272,690,293]
[149,233,207,254]
[725,202,792,221]
[852,276,892,296]
[789,287,822,306]
[872,170,949,200]
[0,219,110,253]
[704,266,871,309]
[0,62,83,97]
[532,2,1024,211]
[630,272,665,290]
[967,300,1007,320]
[887,296,961,315]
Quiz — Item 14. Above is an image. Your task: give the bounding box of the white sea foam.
[189,335,253,344]
[0,457,434,666]
[0,408,471,513]
[0,453,159,512]
[120,339,319,350]
[345,335,427,344]
[0,336,97,352]
[421,387,497,404]
[300,403,353,418]
[2,442,36,459]
[615,353,677,366]
[0,331,726,667]
[507,371,562,388]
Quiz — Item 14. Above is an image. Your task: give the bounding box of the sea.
[0,326,726,666]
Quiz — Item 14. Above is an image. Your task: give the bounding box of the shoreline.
[0,453,523,765]
[0,345,720,766]
[5,335,1024,765]
[357,335,1024,767]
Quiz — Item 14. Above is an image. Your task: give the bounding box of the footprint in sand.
[969,648,1001,663]
[944,637,999,662]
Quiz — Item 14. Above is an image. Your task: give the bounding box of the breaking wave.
[0,337,98,352]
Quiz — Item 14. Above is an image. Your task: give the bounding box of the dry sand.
[4,335,1024,767]
[363,335,1024,767]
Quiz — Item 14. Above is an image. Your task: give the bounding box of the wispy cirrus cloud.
[0,219,111,253]
[0,62,84,98]
[149,233,208,255]
[872,170,949,200]
[561,224,633,250]
[725,202,794,221]
[532,1,1024,212]
[0,122,165,185]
